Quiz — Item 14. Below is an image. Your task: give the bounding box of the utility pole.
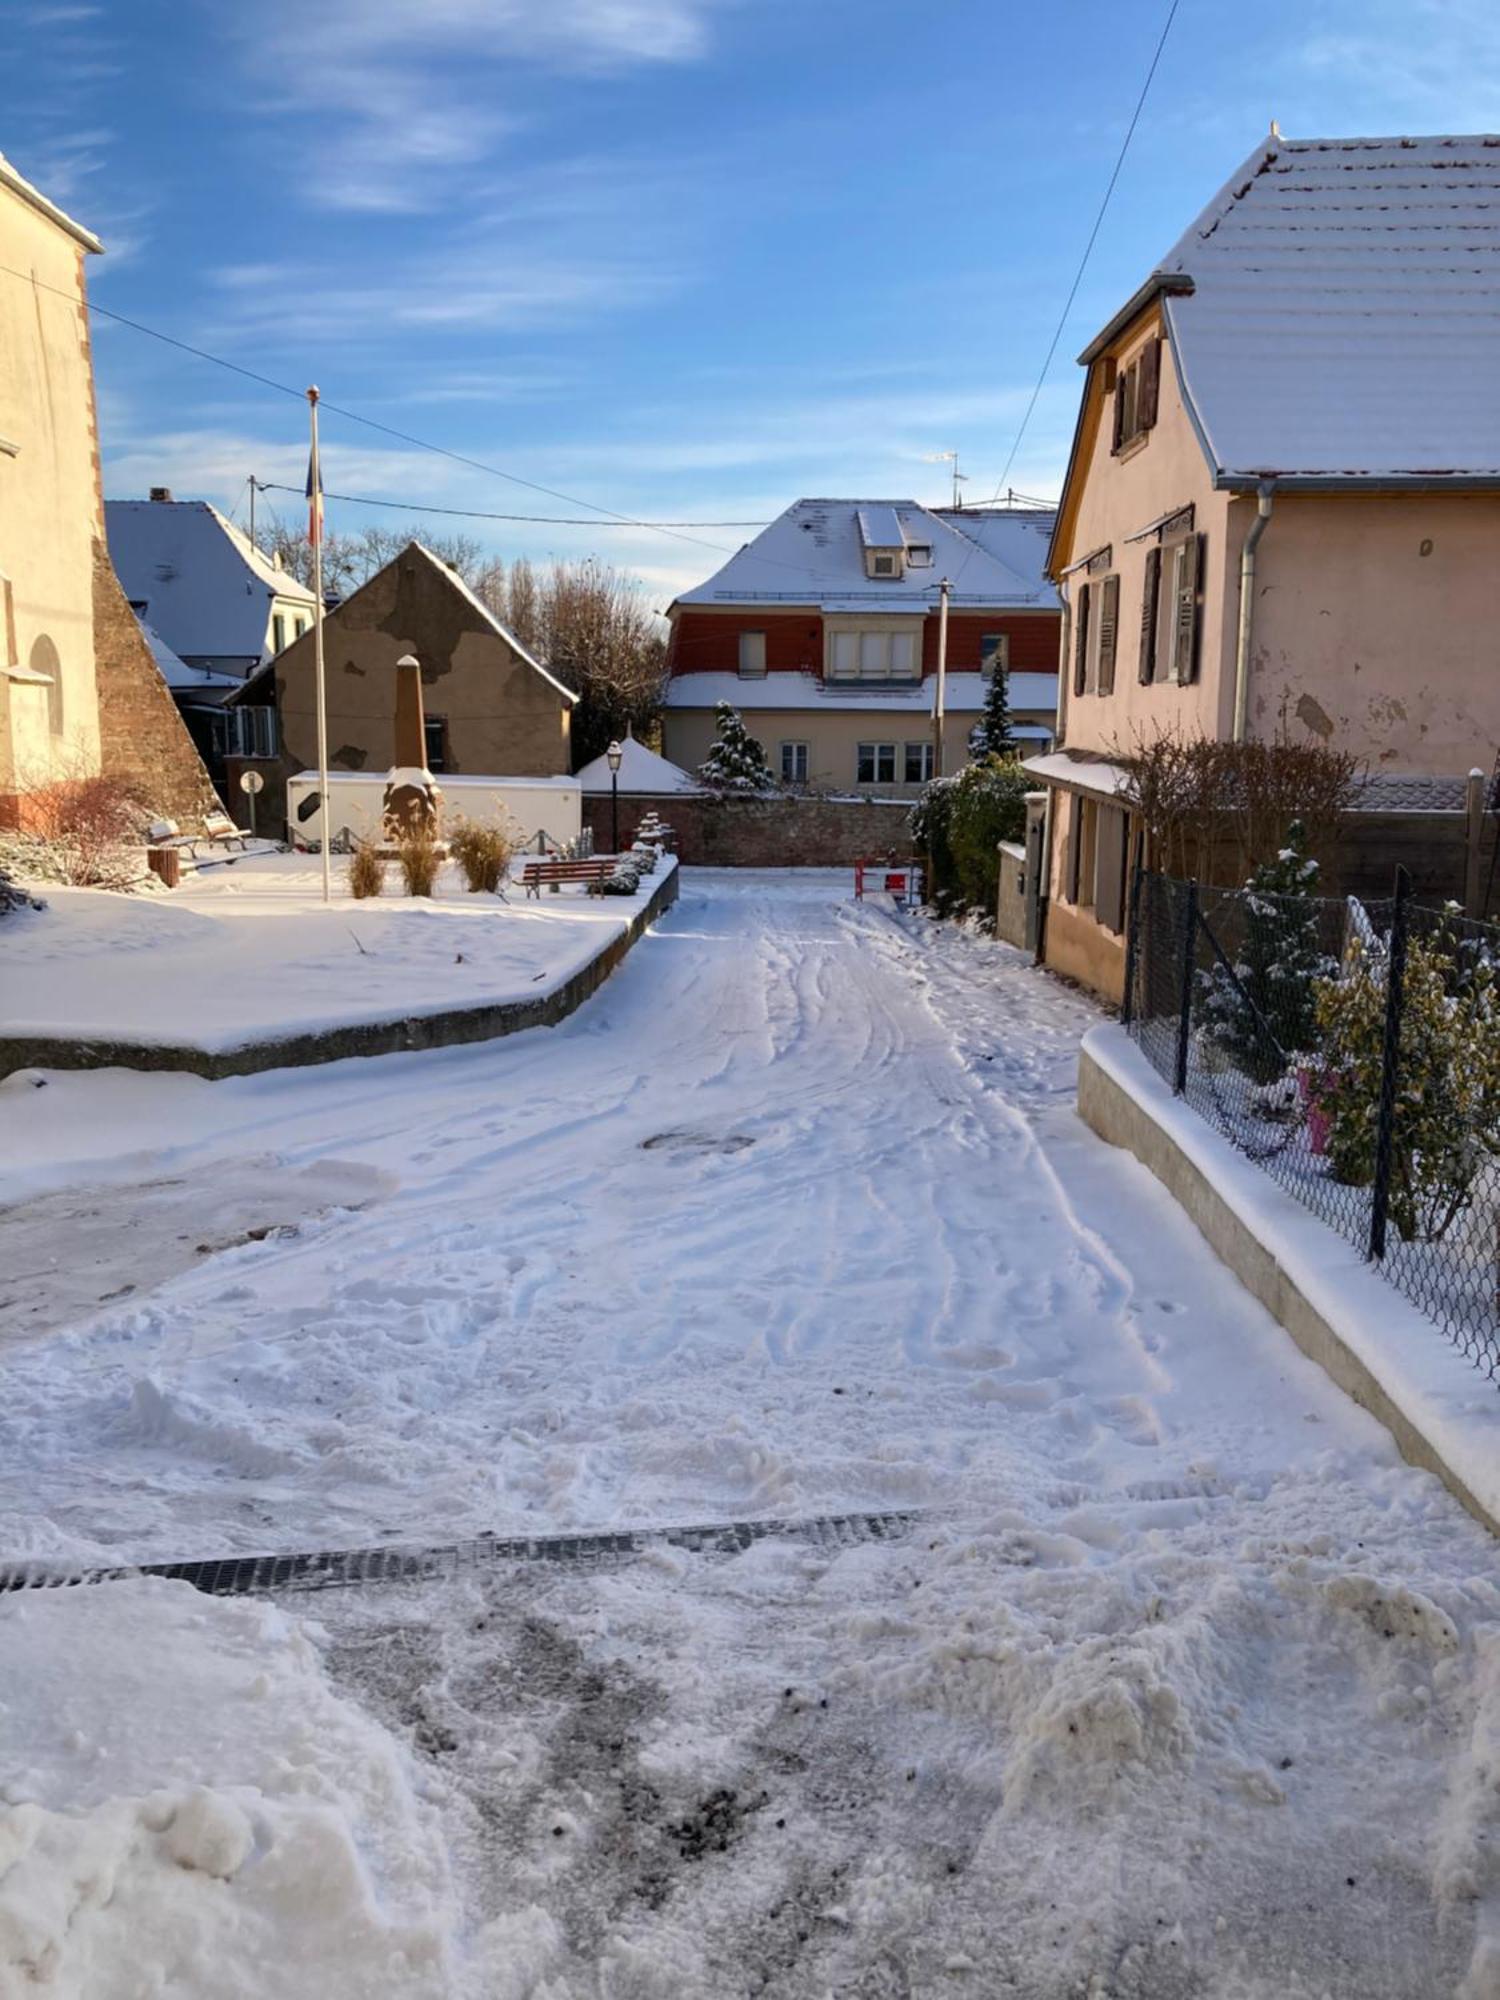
[931,577,951,780]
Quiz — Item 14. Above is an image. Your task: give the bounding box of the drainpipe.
[1232,480,1276,742]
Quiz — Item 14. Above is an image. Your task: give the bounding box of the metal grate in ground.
[0,1509,918,1599]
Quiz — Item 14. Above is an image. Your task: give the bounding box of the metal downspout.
[1232,480,1275,742]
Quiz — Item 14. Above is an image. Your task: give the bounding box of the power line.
[0,258,738,560]
[252,479,769,530]
[988,0,1182,501]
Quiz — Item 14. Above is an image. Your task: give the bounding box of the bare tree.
[536,559,667,766]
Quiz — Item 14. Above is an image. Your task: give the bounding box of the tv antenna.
[923,451,968,510]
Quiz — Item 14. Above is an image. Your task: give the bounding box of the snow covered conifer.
[699,702,775,793]
[971,659,1015,759]
[1199,820,1332,1083]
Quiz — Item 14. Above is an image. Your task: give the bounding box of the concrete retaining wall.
[1078,1024,1499,1539]
[0,862,679,1082]
[582,791,913,867]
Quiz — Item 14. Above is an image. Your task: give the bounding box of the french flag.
[305,433,323,549]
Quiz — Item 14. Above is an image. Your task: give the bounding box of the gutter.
[1076,272,1194,367]
[1232,480,1275,744]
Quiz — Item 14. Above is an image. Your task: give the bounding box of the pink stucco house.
[1030,131,1500,1001]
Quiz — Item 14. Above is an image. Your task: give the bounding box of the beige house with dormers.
[1033,131,1500,1001]
[0,151,213,828]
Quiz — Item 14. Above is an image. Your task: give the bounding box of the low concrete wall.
[0,863,679,1082]
[582,791,913,867]
[995,840,1028,948]
[1044,898,1125,1005]
[1078,1025,1499,1539]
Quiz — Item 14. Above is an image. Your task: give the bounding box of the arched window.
[30,635,63,737]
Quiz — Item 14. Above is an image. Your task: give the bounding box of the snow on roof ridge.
[407,540,579,705]
[0,147,102,253]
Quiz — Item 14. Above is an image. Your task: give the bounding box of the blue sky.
[9,0,1499,603]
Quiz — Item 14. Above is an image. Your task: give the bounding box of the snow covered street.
[3,869,1499,1996]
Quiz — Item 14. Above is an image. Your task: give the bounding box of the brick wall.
[668,606,1060,680]
[91,541,219,824]
[583,790,914,867]
[668,609,822,675]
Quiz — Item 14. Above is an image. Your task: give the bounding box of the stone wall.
[92,541,219,825]
[582,790,915,867]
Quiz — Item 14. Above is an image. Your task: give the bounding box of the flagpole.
[308,386,331,906]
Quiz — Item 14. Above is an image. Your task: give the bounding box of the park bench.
[147,812,250,864]
[520,857,616,898]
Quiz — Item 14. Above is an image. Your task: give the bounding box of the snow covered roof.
[134,616,240,700]
[106,500,316,668]
[574,734,701,794]
[672,501,1059,611]
[1022,750,1133,799]
[664,671,1058,715]
[1127,134,1500,486]
[0,148,101,253]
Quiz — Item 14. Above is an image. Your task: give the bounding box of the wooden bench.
[520,857,617,898]
[147,812,250,861]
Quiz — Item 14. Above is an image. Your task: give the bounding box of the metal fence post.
[1369,865,1411,1262]
[1173,878,1199,1095]
[1121,860,1145,1030]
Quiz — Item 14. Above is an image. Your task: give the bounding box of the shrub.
[348,840,386,900]
[6,767,149,890]
[388,816,442,898]
[602,860,641,896]
[448,812,520,894]
[1314,912,1500,1240]
[1198,822,1334,1084]
[913,755,1030,916]
[698,703,775,793]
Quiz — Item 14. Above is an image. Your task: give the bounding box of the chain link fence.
[1123,867,1500,1382]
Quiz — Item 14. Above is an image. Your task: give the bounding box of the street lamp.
[606,739,623,854]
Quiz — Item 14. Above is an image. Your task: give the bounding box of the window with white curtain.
[827,627,919,682]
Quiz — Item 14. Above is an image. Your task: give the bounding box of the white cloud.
[238,0,724,214]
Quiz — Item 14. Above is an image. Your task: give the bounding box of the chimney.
[149,486,174,504]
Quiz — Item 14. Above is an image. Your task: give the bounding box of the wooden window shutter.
[1094,804,1127,933]
[1111,377,1125,453]
[1097,575,1119,695]
[1138,545,1161,683]
[1138,336,1161,432]
[1066,795,1082,902]
[1169,534,1202,684]
[1073,582,1090,697]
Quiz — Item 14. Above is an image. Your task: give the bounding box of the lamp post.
[606,739,623,854]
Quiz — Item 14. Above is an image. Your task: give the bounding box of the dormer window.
[856,505,907,581]
[905,543,932,568]
[870,552,899,579]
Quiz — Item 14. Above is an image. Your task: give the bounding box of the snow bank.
[0,1579,454,1998]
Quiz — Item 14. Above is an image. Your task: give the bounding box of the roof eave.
[0,156,103,253]
[1076,273,1194,366]
[1213,471,1500,494]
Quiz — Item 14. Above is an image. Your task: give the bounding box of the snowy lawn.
[2,870,1499,1995]
[0,849,669,1052]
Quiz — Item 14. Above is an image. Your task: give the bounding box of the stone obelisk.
[383,652,440,837]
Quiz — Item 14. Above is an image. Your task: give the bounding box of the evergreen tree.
[1198,820,1333,1084]
[971,659,1016,759]
[698,702,775,793]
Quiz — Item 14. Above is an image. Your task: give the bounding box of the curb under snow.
[0,861,680,1081]
[1078,1023,1500,1540]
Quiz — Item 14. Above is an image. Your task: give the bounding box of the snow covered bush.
[1198,823,1334,1085]
[698,703,775,793]
[0,861,45,917]
[347,839,386,900]
[629,836,659,875]
[448,811,521,894]
[1313,913,1500,1240]
[602,860,641,895]
[913,756,1030,917]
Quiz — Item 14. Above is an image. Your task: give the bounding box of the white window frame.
[738,629,767,679]
[905,543,933,569]
[272,613,286,655]
[856,741,897,785]
[780,740,809,783]
[903,741,933,784]
[980,631,1009,673]
[826,624,920,683]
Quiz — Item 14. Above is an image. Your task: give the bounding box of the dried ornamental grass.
[348,840,386,900]
[389,818,443,898]
[448,813,520,894]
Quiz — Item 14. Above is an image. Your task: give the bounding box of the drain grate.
[0,1509,918,1599]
